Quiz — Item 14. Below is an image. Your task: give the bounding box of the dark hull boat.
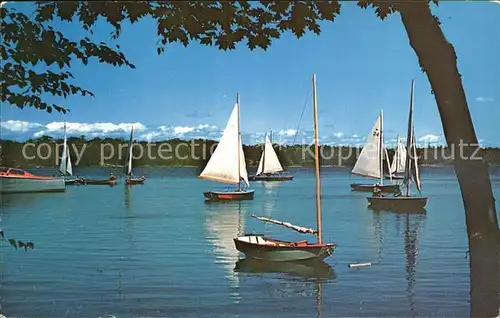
[203,189,255,201]
[81,178,118,186]
[125,176,146,185]
[234,257,335,279]
[248,173,294,181]
[64,177,84,185]
[367,196,428,211]
[233,235,335,262]
[350,183,400,193]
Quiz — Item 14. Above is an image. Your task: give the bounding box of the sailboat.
[199,93,255,201]
[124,126,146,185]
[367,79,428,211]
[59,122,81,185]
[233,74,336,262]
[350,111,400,193]
[248,131,294,181]
[385,135,407,180]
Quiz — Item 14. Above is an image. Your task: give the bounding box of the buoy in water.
[349,262,372,268]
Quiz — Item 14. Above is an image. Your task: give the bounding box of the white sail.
[127,127,134,175]
[204,203,245,298]
[256,134,283,175]
[390,137,407,174]
[200,103,246,185]
[352,115,382,179]
[59,122,72,176]
[66,147,73,176]
[239,134,249,187]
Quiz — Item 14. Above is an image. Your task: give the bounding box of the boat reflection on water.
[234,258,335,317]
[124,184,131,210]
[368,205,427,215]
[371,208,426,316]
[204,200,248,303]
[234,258,335,280]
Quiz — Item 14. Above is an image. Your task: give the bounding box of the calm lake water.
[1,166,499,317]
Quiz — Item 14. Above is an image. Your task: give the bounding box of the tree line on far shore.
[1,135,500,169]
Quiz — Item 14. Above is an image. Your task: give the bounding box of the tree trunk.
[396,2,499,317]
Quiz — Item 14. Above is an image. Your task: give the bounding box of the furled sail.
[200,103,249,186]
[403,79,422,194]
[251,215,318,235]
[352,115,382,179]
[256,134,283,175]
[390,136,407,174]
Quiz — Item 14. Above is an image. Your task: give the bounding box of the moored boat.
[234,74,336,262]
[0,167,66,193]
[123,126,146,185]
[199,93,254,201]
[384,135,407,180]
[248,131,294,182]
[58,122,83,185]
[350,110,399,193]
[367,79,428,211]
[80,174,118,186]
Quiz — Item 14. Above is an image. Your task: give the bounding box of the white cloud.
[475,96,495,103]
[1,120,43,132]
[278,129,297,137]
[418,134,441,144]
[32,122,147,138]
[1,120,495,146]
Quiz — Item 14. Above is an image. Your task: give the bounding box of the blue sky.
[1,1,499,146]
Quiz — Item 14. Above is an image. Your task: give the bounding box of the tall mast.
[262,132,267,175]
[312,74,322,244]
[237,92,241,190]
[395,134,400,172]
[379,109,384,185]
[404,80,415,196]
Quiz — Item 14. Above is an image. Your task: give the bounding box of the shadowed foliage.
[2,0,437,113]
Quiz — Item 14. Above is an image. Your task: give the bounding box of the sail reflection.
[124,184,131,210]
[204,201,247,302]
[263,181,282,190]
[371,209,425,316]
[403,212,425,316]
[234,258,335,318]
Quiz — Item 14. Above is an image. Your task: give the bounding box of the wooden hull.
[0,177,66,193]
[81,178,118,186]
[248,174,294,181]
[350,183,400,193]
[367,196,428,212]
[125,177,145,185]
[64,177,84,185]
[384,174,405,180]
[233,235,336,262]
[203,189,255,201]
[234,258,335,279]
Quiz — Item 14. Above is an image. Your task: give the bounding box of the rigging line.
[263,82,312,224]
[292,86,312,146]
